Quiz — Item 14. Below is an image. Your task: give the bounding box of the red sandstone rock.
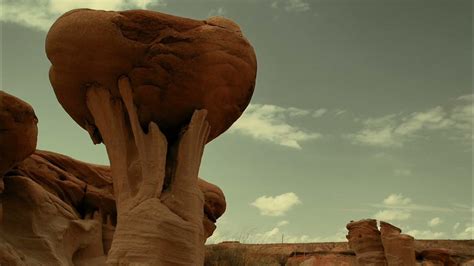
[0,91,38,178]
[45,9,257,143]
[420,248,457,266]
[380,221,416,266]
[2,150,227,264]
[346,219,387,265]
[199,178,226,238]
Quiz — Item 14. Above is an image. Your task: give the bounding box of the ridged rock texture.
[380,221,416,266]
[419,248,457,266]
[0,91,38,184]
[46,9,257,143]
[1,150,226,265]
[0,91,227,265]
[45,8,255,264]
[346,219,387,265]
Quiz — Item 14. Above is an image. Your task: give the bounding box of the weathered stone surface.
[0,89,225,264]
[205,241,474,266]
[1,150,226,265]
[0,91,38,180]
[420,248,457,266]
[346,219,387,265]
[380,220,416,266]
[200,178,226,238]
[1,174,105,265]
[46,9,257,143]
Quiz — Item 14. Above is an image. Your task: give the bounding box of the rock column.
[346,219,387,265]
[380,221,416,266]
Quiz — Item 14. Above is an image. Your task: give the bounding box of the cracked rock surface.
[46,9,257,143]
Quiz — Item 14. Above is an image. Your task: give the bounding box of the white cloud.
[428,217,443,227]
[452,203,474,213]
[370,193,454,217]
[230,104,321,149]
[208,7,226,17]
[453,222,461,230]
[259,227,280,239]
[1,0,166,31]
[271,0,310,12]
[284,0,310,12]
[455,226,474,239]
[374,209,411,221]
[287,107,311,117]
[394,169,412,176]
[334,109,347,116]
[251,192,301,216]
[277,220,289,227]
[349,95,473,147]
[406,229,445,239]
[312,108,327,118]
[383,194,412,206]
[373,194,412,222]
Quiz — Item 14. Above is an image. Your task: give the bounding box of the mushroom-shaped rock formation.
[379,221,416,266]
[346,219,387,266]
[0,91,38,179]
[46,9,257,143]
[46,9,255,263]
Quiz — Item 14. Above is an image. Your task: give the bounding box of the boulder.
[45,9,257,143]
[0,91,38,178]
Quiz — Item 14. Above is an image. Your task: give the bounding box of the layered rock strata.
[346,219,387,265]
[380,221,416,266]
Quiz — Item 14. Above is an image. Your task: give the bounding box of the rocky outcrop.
[1,150,226,265]
[46,9,257,143]
[420,248,457,266]
[1,174,105,265]
[205,240,474,266]
[1,91,227,265]
[46,8,256,263]
[346,220,470,266]
[346,219,387,265]
[0,91,38,186]
[380,221,416,266]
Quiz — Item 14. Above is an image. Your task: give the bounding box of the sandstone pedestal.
[45,8,256,264]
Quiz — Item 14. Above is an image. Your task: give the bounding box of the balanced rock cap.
[46,9,257,143]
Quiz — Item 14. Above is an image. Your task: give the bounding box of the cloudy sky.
[1,0,472,242]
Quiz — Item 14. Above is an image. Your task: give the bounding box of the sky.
[1,0,472,242]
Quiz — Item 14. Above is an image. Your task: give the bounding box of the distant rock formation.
[420,248,457,266]
[346,219,387,265]
[205,240,474,266]
[380,221,416,265]
[346,219,468,266]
